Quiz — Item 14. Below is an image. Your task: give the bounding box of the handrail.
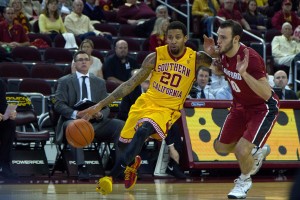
[211,16,267,65]
[295,61,300,92]
[156,0,191,37]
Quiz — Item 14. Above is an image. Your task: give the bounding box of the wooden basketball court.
[0,177,293,200]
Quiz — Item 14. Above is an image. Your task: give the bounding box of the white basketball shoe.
[228,177,252,199]
[250,144,271,176]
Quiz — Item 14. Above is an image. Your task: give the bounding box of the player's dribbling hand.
[79,104,101,121]
[203,35,219,58]
[236,48,249,76]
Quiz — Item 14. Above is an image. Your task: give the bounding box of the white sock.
[240,173,250,180]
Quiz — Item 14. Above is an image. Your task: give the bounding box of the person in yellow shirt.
[38,0,66,39]
[79,21,213,195]
[192,0,220,37]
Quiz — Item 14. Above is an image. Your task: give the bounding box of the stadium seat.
[119,24,138,37]
[93,23,118,36]
[86,35,112,51]
[27,33,52,47]
[119,37,141,51]
[91,50,105,63]
[31,63,64,80]
[44,47,73,67]
[53,34,82,48]
[6,92,50,177]
[11,46,42,64]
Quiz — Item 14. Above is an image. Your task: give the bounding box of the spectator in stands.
[39,0,67,40]
[192,0,220,37]
[292,24,300,42]
[296,0,300,17]
[116,0,156,25]
[242,0,267,31]
[217,0,251,31]
[149,17,169,52]
[10,0,30,33]
[71,39,104,78]
[0,7,30,52]
[117,70,187,179]
[271,22,300,86]
[64,0,111,41]
[83,0,106,24]
[0,0,9,16]
[57,0,72,20]
[0,79,17,179]
[190,67,215,99]
[23,0,41,27]
[273,70,298,99]
[135,4,170,38]
[271,0,300,31]
[54,50,124,180]
[219,0,247,13]
[103,39,139,84]
[256,0,268,12]
[42,0,73,13]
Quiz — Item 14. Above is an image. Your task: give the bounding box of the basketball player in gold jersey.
[78,21,213,195]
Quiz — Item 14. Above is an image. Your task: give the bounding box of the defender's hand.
[236,48,249,76]
[203,35,219,58]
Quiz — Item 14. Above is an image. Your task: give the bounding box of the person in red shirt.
[217,0,251,30]
[148,17,169,51]
[204,20,279,199]
[0,7,30,50]
[116,0,156,25]
[10,0,30,33]
[271,0,300,31]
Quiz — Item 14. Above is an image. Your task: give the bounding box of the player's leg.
[96,121,156,195]
[121,121,156,189]
[213,140,236,154]
[234,137,255,175]
[249,93,279,175]
[165,122,186,179]
[228,94,279,199]
[214,107,252,199]
[226,137,254,199]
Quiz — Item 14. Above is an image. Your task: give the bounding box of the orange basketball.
[66,119,95,148]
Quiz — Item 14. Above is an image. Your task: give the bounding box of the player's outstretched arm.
[79,52,157,120]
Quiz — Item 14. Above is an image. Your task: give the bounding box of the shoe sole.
[227,188,250,199]
[227,194,246,199]
[227,178,252,199]
[96,177,112,195]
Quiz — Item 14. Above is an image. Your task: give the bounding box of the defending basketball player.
[79,21,213,195]
[203,20,280,199]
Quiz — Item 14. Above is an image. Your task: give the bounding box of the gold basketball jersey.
[145,45,196,110]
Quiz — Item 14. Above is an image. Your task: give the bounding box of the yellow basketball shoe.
[124,155,142,190]
[96,176,113,195]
